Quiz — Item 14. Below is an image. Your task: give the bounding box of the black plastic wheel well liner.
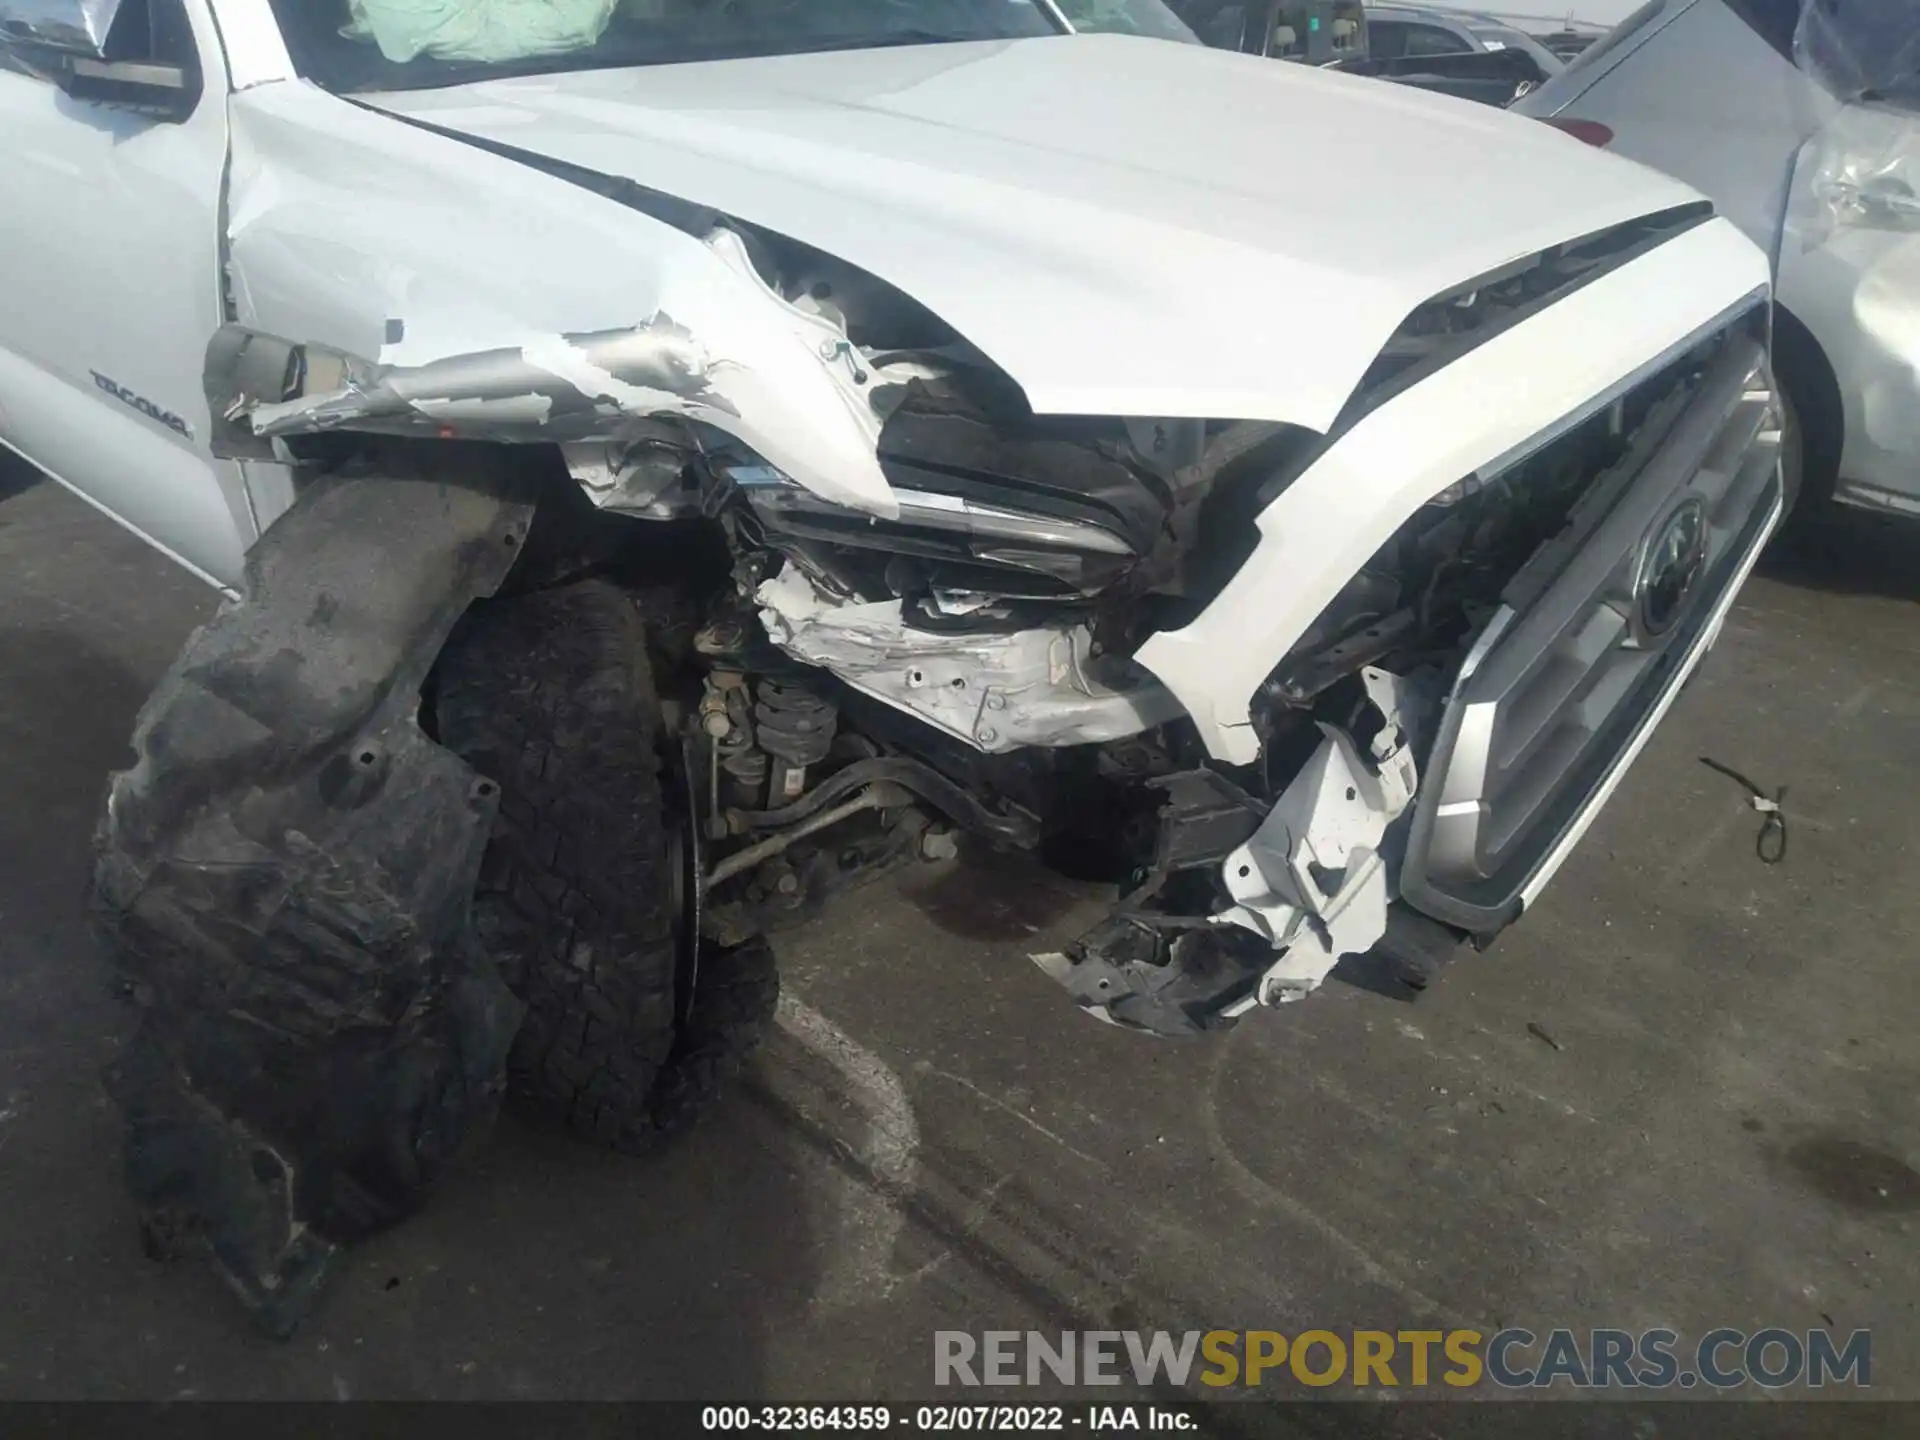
[92,442,540,1325]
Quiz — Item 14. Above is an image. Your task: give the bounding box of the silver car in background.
[1518,0,1920,521]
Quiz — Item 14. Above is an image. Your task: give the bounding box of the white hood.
[365,34,1703,433]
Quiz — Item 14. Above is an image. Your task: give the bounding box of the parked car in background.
[1324,5,1561,106]
[1157,1,1555,106]
[1165,0,1549,104]
[1163,1,1367,62]
[1266,0,1369,60]
[1537,23,1609,61]
[1517,0,1920,520]
[1366,3,1565,75]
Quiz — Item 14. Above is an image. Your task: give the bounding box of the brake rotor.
[667,733,704,1026]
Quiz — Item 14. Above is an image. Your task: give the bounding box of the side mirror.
[61,52,196,117]
[0,0,199,121]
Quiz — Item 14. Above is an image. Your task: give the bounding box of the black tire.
[433,579,775,1152]
[646,932,780,1140]
[1772,306,1843,534]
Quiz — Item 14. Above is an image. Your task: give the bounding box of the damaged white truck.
[1,0,1785,1331]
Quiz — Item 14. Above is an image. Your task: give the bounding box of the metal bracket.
[1218,666,1428,1007]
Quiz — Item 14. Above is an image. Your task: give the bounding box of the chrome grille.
[1400,308,1783,931]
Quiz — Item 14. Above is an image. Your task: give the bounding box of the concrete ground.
[0,452,1914,1424]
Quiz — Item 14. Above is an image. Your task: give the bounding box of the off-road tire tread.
[434,578,775,1153]
[435,579,682,1147]
[647,935,779,1140]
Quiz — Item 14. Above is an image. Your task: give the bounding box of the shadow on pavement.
[1761,506,1920,604]
[0,449,43,503]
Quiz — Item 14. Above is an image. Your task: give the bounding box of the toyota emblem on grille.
[1635,498,1709,638]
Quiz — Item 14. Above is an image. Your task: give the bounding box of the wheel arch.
[1772,301,1844,510]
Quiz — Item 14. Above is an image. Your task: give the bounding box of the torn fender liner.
[93,447,535,1335]
[1030,769,1272,1038]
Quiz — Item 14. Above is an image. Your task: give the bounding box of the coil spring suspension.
[754,680,839,802]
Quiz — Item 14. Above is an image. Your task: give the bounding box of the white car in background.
[1518,0,1920,519]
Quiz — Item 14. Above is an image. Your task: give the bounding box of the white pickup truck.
[0,0,1782,1332]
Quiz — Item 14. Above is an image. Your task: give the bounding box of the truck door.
[0,0,254,589]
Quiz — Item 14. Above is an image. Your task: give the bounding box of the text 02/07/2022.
[700,1405,1196,1431]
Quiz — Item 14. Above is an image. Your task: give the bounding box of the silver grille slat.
[1490,603,1628,793]
[1401,310,1784,931]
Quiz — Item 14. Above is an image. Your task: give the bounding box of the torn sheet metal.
[756,567,1183,752]
[220,86,898,518]
[559,436,704,516]
[209,288,898,519]
[1029,927,1277,1037]
[223,322,699,438]
[1218,667,1427,1008]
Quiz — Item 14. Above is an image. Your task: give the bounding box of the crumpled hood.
[364,33,1705,433]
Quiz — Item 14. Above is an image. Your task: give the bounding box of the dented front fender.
[220,83,898,518]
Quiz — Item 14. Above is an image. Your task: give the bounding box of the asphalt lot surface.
[0,451,1915,1426]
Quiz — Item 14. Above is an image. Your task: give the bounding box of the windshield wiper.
[763,30,1012,54]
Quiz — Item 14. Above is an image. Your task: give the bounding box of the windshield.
[269,0,1074,92]
[1054,0,1198,42]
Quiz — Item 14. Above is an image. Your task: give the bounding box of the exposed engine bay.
[660,355,1711,1034]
